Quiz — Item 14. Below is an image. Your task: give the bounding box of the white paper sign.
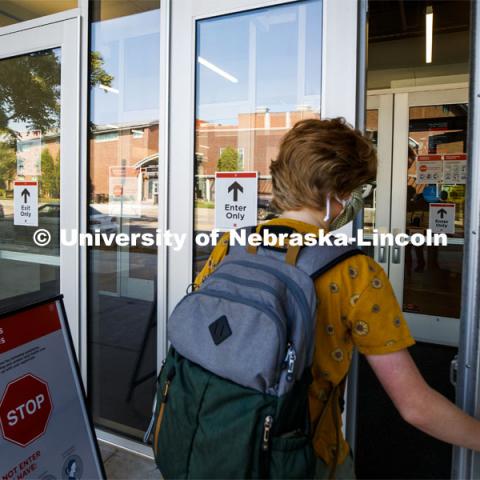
[215,172,258,230]
[443,154,467,184]
[416,155,443,184]
[14,181,38,227]
[429,203,455,234]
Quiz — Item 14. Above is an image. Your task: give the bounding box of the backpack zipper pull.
[262,415,273,451]
[286,345,297,382]
[162,366,176,403]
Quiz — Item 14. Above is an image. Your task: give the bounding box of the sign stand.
[0,296,105,480]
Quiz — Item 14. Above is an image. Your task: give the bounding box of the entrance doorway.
[356,84,468,479]
[0,18,80,345]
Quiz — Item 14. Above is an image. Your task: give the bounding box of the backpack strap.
[296,243,365,280]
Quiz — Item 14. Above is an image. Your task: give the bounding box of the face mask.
[324,190,363,230]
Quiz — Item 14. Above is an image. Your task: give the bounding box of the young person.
[195,118,480,478]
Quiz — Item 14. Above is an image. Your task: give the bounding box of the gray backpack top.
[168,228,362,397]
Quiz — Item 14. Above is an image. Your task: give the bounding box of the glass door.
[168,0,359,321]
[0,19,80,345]
[390,87,468,346]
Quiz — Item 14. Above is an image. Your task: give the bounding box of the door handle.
[392,245,401,264]
[377,246,387,263]
[450,355,458,386]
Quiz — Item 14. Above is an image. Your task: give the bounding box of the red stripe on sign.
[417,155,442,161]
[14,182,37,186]
[216,172,257,178]
[430,203,455,207]
[0,302,61,355]
[444,154,467,160]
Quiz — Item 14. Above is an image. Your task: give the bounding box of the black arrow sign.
[21,188,30,204]
[228,181,243,202]
[437,208,448,219]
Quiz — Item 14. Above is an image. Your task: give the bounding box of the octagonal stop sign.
[0,374,53,447]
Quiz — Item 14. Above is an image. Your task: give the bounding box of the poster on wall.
[0,297,105,480]
[443,154,467,184]
[416,155,443,184]
[108,165,140,218]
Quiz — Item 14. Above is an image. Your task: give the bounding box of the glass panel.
[193,0,322,276]
[403,103,467,317]
[0,48,61,313]
[88,1,160,439]
[0,1,77,28]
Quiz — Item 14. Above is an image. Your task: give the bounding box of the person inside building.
[195,118,480,478]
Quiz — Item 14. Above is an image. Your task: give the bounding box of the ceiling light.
[426,6,433,64]
[198,56,238,83]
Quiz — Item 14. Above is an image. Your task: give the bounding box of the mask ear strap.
[323,193,331,222]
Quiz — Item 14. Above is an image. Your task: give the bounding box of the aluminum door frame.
[389,86,468,347]
[167,0,359,353]
[0,17,81,351]
[366,93,394,272]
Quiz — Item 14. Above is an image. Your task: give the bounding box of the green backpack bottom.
[152,348,317,479]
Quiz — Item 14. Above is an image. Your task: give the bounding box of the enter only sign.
[429,203,456,234]
[215,172,258,230]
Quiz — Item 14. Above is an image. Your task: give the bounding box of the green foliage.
[40,148,60,199]
[0,143,16,190]
[217,146,240,172]
[90,51,114,89]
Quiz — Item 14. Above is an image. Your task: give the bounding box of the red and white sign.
[0,299,104,479]
[108,165,140,217]
[416,155,443,184]
[215,172,258,230]
[443,154,467,184]
[13,181,38,227]
[0,374,52,447]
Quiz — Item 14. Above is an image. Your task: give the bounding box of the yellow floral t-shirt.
[194,218,415,466]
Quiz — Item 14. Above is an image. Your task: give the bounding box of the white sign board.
[215,172,258,230]
[416,155,443,184]
[14,181,38,227]
[0,297,105,479]
[429,203,455,234]
[443,154,467,184]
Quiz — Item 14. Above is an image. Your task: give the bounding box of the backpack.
[145,227,361,479]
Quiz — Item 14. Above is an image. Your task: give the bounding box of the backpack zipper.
[153,366,176,456]
[262,415,274,451]
[284,343,297,382]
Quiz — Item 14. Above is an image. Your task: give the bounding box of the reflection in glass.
[0,49,61,313]
[403,104,467,317]
[87,2,160,439]
[364,110,378,234]
[0,1,77,28]
[194,0,322,276]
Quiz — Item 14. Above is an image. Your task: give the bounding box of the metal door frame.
[167,0,359,353]
[0,16,81,350]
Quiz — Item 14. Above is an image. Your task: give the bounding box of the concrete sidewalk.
[100,442,159,479]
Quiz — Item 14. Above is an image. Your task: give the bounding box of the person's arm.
[367,349,480,451]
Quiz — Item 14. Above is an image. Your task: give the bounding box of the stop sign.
[0,374,53,447]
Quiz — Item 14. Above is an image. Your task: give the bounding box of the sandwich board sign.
[0,296,105,480]
[14,182,38,227]
[215,172,258,230]
[429,203,456,234]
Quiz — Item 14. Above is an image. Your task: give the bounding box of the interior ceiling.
[0,0,160,26]
[369,0,470,43]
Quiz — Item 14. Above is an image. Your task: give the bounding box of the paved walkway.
[100,442,159,479]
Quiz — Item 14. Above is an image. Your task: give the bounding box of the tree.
[40,148,60,199]
[0,50,113,140]
[217,147,240,172]
[0,143,16,191]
